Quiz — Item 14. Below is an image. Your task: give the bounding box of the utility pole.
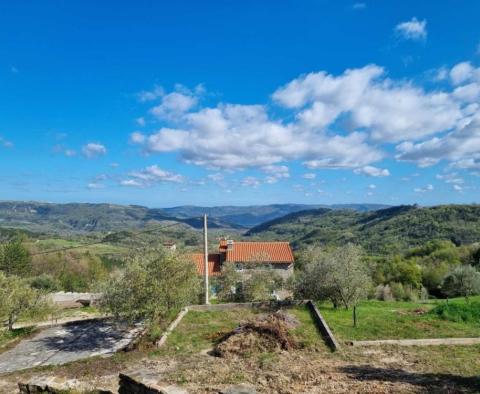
[203,214,209,304]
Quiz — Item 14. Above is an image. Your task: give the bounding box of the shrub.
[442,265,480,300]
[430,302,480,323]
[30,274,60,292]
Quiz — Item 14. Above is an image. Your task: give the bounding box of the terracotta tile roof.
[190,253,222,276]
[224,241,294,263]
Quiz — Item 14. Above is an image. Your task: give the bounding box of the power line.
[30,220,190,256]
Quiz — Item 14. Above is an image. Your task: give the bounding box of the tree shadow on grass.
[341,365,480,393]
[36,320,134,353]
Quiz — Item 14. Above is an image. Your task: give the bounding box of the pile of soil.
[213,311,299,358]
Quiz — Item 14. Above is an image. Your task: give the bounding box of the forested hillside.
[247,205,480,254]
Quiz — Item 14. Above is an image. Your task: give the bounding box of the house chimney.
[227,239,234,250]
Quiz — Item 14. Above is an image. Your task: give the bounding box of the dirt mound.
[213,312,298,358]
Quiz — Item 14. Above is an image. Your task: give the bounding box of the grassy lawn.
[319,296,480,341]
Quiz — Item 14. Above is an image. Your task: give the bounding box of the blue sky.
[1,1,480,207]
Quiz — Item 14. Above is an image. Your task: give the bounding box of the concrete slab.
[0,319,142,374]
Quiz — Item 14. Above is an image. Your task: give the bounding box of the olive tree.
[0,272,51,330]
[442,265,480,301]
[100,248,200,323]
[295,244,371,309]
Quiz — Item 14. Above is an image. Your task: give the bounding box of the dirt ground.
[1,343,479,393]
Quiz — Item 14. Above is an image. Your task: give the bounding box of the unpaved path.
[0,319,141,374]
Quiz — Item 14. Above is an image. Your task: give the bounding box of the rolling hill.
[0,201,390,234]
[246,204,480,254]
[164,203,390,227]
[0,201,237,234]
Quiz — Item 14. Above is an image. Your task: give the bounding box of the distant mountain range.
[164,203,390,227]
[246,204,480,254]
[0,201,390,234]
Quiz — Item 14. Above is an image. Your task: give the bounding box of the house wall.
[235,263,294,280]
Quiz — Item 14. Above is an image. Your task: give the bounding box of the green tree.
[442,265,480,301]
[216,262,243,302]
[295,244,371,309]
[100,248,200,323]
[0,238,31,276]
[243,269,284,301]
[0,272,51,330]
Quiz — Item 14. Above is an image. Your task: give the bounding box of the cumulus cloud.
[82,143,107,158]
[150,91,198,120]
[395,17,427,41]
[449,62,479,85]
[132,61,480,175]
[136,117,146,127]
[354,166,390,177]
[121,165,184,187]
[273,65,461,143]
[396,113,480,168]
[135,103,382,170]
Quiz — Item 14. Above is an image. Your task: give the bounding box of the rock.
[118,373,188,394]
[219,384,257,394]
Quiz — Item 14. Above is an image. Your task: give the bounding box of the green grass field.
[319,296,480,341]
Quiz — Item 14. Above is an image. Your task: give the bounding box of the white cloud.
[207,173,224,182]
[130,132,146,144]
[136,117,146,127]
[133,62,480,175]
[242,176,260,187]
[368,184,376,189]
[126,165,184,186]
[110,162,120,168]
[135,103,382,170]
[414,184,434,193]
[273,65,461,143]
[120,179,143,187]
[396,113,480,168]
[81,143,107,158]
[261,165,290,183]
[436,173,464,184]
[302,173,316,179]
[354,166,390,177]
[64,149,76,157]
[87,182,105,189]
[450,62,478,85]
[137,85,164,102]
[453,184,463,192]
[150,91,198,120]
[352,3,366,10]
[395,17,427,41]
